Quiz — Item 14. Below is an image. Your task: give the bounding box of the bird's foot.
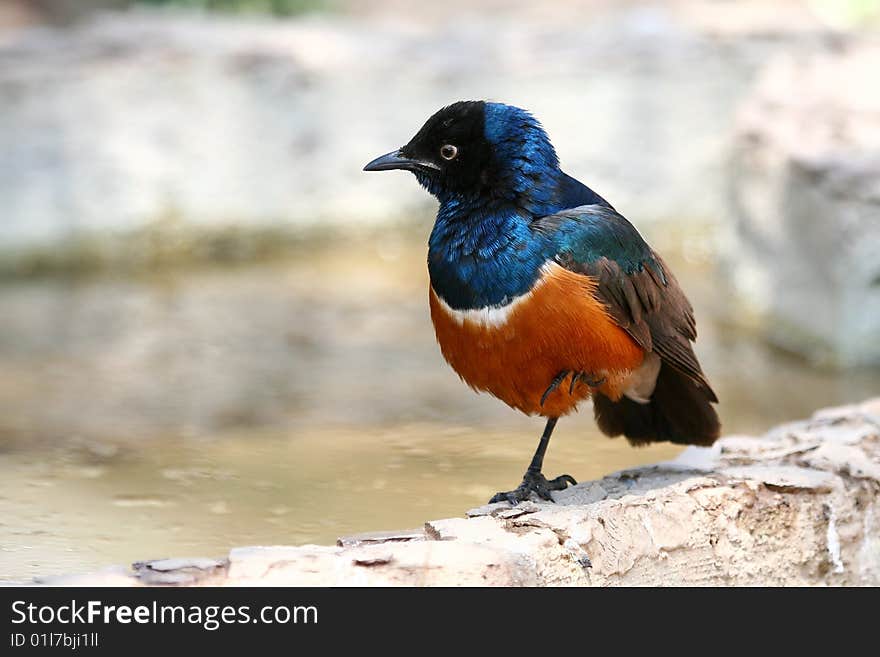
[568,371,606,394]
[540,370,607,407]
[540,370,570,406]
[489,470,577,505]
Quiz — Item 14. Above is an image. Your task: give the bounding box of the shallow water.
[0,425,683,581]
[2,231,879,581]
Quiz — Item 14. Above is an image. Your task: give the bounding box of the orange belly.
[429,262,645,417]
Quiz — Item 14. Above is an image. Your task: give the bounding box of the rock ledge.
[40,399,880,586]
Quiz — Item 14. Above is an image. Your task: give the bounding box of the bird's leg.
[569,372,607,394]
[540,370,570,407]
[489,417,577,505]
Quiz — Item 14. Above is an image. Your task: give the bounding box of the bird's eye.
[440,144,458,160]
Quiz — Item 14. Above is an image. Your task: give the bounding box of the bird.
[364,101,720,505]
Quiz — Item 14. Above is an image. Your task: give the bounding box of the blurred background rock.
[0,0,878,580]
[727,42,880,366]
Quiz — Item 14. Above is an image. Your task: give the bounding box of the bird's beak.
[363,149,439,173]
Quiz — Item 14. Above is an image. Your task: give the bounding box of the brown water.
[2,231,879,581]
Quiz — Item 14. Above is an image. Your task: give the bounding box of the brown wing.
[555,250,718,403]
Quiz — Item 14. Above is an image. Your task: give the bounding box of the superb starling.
[364,101,720,505]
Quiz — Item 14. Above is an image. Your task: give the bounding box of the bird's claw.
[540,370,570,407]
[489,470,577,505]
[569,371,606,394]
[540,370,606,406]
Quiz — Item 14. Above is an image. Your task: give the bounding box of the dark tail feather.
[593,363,720,446]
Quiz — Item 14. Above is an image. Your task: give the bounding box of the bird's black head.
[364,101,560,210]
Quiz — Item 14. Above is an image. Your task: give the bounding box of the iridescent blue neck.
[483,102,564,217]
[425,103,609,310]
[428,202,552,310]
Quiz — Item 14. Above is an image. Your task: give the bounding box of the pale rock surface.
[0,6,790,260]
[726,44,880,366]
[35,398,880,586]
